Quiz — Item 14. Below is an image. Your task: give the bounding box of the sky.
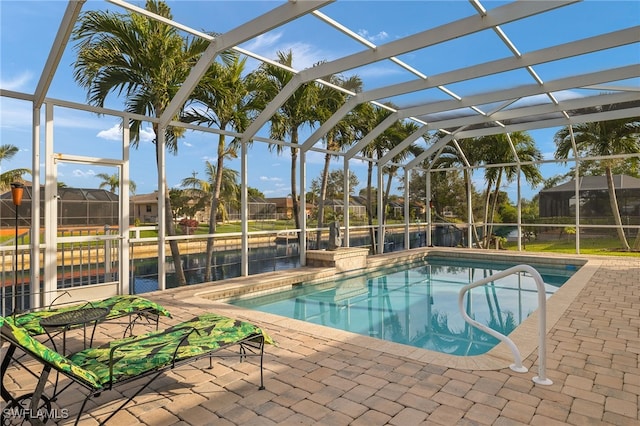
[1,0,639,203]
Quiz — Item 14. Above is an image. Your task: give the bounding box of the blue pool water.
[229,257,580,356]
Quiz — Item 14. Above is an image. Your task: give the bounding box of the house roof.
[540,175,640,193]
[1,185,118,202]
[130,192,159,203]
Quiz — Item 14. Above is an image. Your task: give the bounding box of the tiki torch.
[10,182,24,312]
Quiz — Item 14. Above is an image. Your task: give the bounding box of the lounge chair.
[11,294,172,337]
[0,313,272,425]
[1,295,173,410]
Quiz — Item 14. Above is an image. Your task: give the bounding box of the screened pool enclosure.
[0,0,638,313]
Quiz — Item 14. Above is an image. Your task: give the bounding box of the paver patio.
[1,254,638,425]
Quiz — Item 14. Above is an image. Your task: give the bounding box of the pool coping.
[185,248,600,371]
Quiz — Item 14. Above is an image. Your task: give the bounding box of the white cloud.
[352,65,405,79]
[139,127,155,142]
[283,41,323,70]
[241,31,325,71]
[262,188,289,196]
[96,123,155,142]
[357,29,389,43]
[260,176,282,182]
[304,151,325,165]
[0,71,33,91]
[72,169,96,178]
[97,124,122,141]
[242,32,283,52]
[0,98,33,129]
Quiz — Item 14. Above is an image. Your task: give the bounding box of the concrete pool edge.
[190,248,600,371]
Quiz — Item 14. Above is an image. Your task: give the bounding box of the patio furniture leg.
[88,371,163,426]
[1,344,17,403]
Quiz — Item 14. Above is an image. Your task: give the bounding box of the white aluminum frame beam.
[298,27,638,154]
[160,0,332,128]
[396,65,640,121]
[417,91,640,133]
[407,100,640,171]
[250,0,578,146]
[34,0,86,108]
[359,27,638,105]
[345,112,399,160]
[357,64,639,171]
[298,1,577,84]
[453,107,640,140]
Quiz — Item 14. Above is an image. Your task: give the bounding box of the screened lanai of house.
[0,0,638,310]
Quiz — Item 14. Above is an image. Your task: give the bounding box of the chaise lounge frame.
[1,295,173,407]
[0,313,270,425]
[10,293,172,337]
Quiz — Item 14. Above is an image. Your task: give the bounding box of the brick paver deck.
[2,253,638,425]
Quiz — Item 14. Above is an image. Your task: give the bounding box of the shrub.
[179,218,199,234]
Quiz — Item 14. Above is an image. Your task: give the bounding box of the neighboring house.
[225,196,276,221]
[539,175,640,218]
[132,192,277,225]
[0,184,118,227]
[130,192,158,224]
[131,191,212,225]
[323,197,367,219]
[269,197,294,220]
[388,200,403,219]
[267,197,313,220]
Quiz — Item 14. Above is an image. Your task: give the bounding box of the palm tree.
[380,120,423,226]
[250,50,319,231]
[314,72,363,243]
[72,0,211,285]
[358,106,421,253]
[95,172,136,194]
[554,115,640,250]
[472,132,542,247]
[356,103,388,252]
[180,162,240,224]
[431,136,484,247]
[0,144,30,190]
[182,52,254,281]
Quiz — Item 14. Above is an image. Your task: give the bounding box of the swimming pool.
[228,256,581,356]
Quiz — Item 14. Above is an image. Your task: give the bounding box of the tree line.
[3,1,638,285]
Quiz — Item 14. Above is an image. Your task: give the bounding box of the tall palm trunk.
[366,162,376,254]
[383,173,392,225]
[290,129,301,234]
[204,135,226,281]
[633,228,640,250]
[481,183,493,249]
[487,171,503,247]
[463,169,482,247]
[155,138,187,286]
[605,167,630,250]
[316,152,331,246]
[291,147,300,226]
[379,172,394,250]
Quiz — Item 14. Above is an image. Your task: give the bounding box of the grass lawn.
[504,238,640,257]
[3,223,638,258]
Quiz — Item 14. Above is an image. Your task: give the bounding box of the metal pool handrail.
[458,264,553,386]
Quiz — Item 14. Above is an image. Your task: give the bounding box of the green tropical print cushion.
[69,313,273,386]
[0,316,101,389]
[13,295,171,336]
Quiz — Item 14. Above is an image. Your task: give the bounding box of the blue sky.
[1,1,639,202]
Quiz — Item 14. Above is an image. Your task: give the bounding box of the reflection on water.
[230,259,579,356]
[131,243,301,293]
[129,230,445,293]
